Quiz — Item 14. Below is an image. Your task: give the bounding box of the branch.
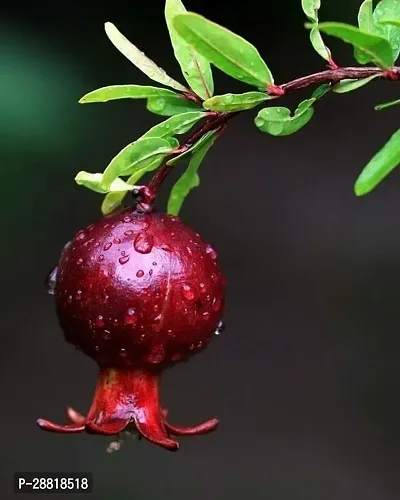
[268,66,400,95]
[145,65,400,205]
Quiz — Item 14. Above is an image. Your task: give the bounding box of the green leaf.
[302,0,321,22]
[166,137,180,148]
[79,85,177,104]
[203,92,272,112]
[379,18,400,28]
[358,0,374,32]
[167,133,217,215]
[142,111,206,139]
[332,74,379,93]
[311,84,331,99]
[101,158,162,215]
[373,0,400,61]
[165,0,213,100]
[104,22,186,92]
[310,26,333,62]
[355,129,400,195]
[167,130,217,165]
[316,22,394,68]
[254,99,315,136]
[101,137,173,189]
[147,94,202,116]
[374,97,400,109]
[75,172,137,194]
[172,13,274,88]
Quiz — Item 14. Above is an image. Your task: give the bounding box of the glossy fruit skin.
[55,207,225,370]
[38,206,225,451]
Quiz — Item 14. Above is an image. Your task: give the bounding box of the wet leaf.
[172,13,274,88]
[167,133,217,215]
[333,74,379,93]
[104,22,186,91]
[316,22,394,68]
[203,91,272,112]
[147,94,202,116]
[254,99,315,136]
[101,137,173,189]
[142,111,206,139]
[355,128,400,195]
[79,85,177,104]
[165,0,213,99]
[373,0,400,61]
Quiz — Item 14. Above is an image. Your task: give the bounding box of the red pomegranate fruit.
[38,204,226,451]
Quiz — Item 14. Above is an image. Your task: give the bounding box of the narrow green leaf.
[166,130,217,165]
[254,99,315,136]
[147,94,202,116]
[355,129,400,195]
[358,0,374,32]
[79,85,177,104]
[374,97,400,109]
[104,22,186,92]
[203,92,272,112]
[333,74,379,93]
[302,0,321,22]
[101,158,162,215]
[167,133,217,215]
[311,84,331,99]
[354,0,375,63]
[75,172,136,194]
[101,137,173,189]
[172,13,274,88]
[166,137,180,148]
[316,22,394,68]
[310,26,333,62]
[373,0,400,61]
[142,111,206,139]
[165,0,213,100]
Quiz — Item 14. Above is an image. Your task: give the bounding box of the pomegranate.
[38,201,225,451]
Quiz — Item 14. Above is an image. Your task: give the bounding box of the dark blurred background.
[1,0,400,498]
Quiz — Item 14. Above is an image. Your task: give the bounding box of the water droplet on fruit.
[134,232,154,254]
[76,290,83,300]
[215,320,225,335]
[77,258,84,265]
[113,237,121,244]
[103,330,111,340]
[149,269,153,276]
[202,311,210,319]
[96,315,105,327]
[94,345,100,351]
[136,270,144,278]
[124,308,137,325]
[182,284,194,300]
[152,262,157,266]
[205,245,217,260]
[160,243,171,252]
[76,231,86,240]
[98,255,104,262]
[124,230,133,236]
[212,297,221,311]
[94,242,100,248]
[45,267,58,295]
[68,294,73,303]
[123,216,132,223]
[153,304,160,312]
[119,255,130,265]
[120,348,127,357]
[103,242,112,251]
